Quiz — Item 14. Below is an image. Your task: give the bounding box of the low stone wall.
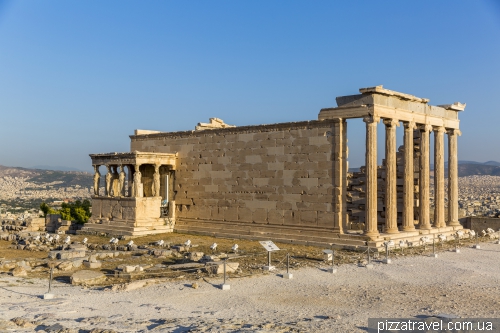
[464,217,500,232]
[90,196,162,223]
[46,215,83,234]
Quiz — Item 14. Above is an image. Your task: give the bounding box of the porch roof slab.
[90,151,177,167]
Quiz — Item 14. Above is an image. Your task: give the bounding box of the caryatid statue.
[111,166,120,196]
[93,165,100,196]
[133,165,143,198]
[105,165,112,197]
[152,164,161,197]
[118,165,126,196]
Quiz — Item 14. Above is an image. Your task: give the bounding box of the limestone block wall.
[91,197,162,223]
[465,217,500,233]
[130,120,339,229]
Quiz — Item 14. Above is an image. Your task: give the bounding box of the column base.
[385,228,399,234]
[447,221,461,227]
[402,227,416,232]
[419,224,432,230]
[365,231,380,239]
[332,227,343,234]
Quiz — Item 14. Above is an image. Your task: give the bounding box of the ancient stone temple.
[82,86,466,248]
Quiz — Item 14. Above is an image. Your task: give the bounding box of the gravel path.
[1,242,499,332]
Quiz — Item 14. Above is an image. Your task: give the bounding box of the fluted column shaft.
[402,122,415,231]
[447,129,460,226]
[419,124,432,229]
[384,118,399,233]
[364,115,380,238]
[434,127,446,227]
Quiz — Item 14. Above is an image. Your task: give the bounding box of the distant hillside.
[0,165,92,188]
[457,163,500,177]
[350,161,500,177]
[32,165,87,172]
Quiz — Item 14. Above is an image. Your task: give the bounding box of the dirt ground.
[0,238,499,332]
[0,231,490,284]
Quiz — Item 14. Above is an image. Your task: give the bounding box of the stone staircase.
[173,218,370,250]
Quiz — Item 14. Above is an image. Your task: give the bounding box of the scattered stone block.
[83,261,102,269]
[49,250,86,260]
[205,262,239,274]
[188,252,204,262]
[111,279,152,291]
[11,266,27,277]
[71,259,83,268]
[11,317,35,328]
[71,270,106,285]
[169,263,204,271]
[57,261,74,271]
[151,249,172,257]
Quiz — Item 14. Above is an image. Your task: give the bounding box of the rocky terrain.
[1,240,499,332]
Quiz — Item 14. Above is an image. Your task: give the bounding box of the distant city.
[1,162,500,218]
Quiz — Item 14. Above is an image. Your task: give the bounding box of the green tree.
[60,207,72,221]
[40,202,58,217]
[40,202,50,218]
[73,207,90,224]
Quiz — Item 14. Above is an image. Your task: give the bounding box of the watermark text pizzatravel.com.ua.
[368,318,499,332]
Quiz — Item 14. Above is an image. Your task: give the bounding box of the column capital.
[363,114,380,124]
[447,128,462,136]
[402,121,417,130]
[383,118,400,127]
[433,126,445,133]
[419,123,432,132]
[331,117,344,123]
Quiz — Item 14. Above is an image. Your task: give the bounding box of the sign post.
[323,249,337,274]
[259,240,280,272]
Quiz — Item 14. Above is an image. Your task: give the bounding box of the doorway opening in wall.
[345,118,367,232]
[160,166,174,218]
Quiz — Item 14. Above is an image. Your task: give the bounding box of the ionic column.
[447,128,461,226]
[383,118,399,233]
[433,126,446,228]
[364,115,380,238]
[402,121,416,231]
[105,165,112,197]
[418,124,432,229]
[332,118,346,234]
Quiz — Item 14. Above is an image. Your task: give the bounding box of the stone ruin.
[84,86,467,248]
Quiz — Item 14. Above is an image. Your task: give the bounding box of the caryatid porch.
[82,151,177,236]
[319,85,466,244]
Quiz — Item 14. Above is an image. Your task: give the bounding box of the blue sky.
[1,1,499,172]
